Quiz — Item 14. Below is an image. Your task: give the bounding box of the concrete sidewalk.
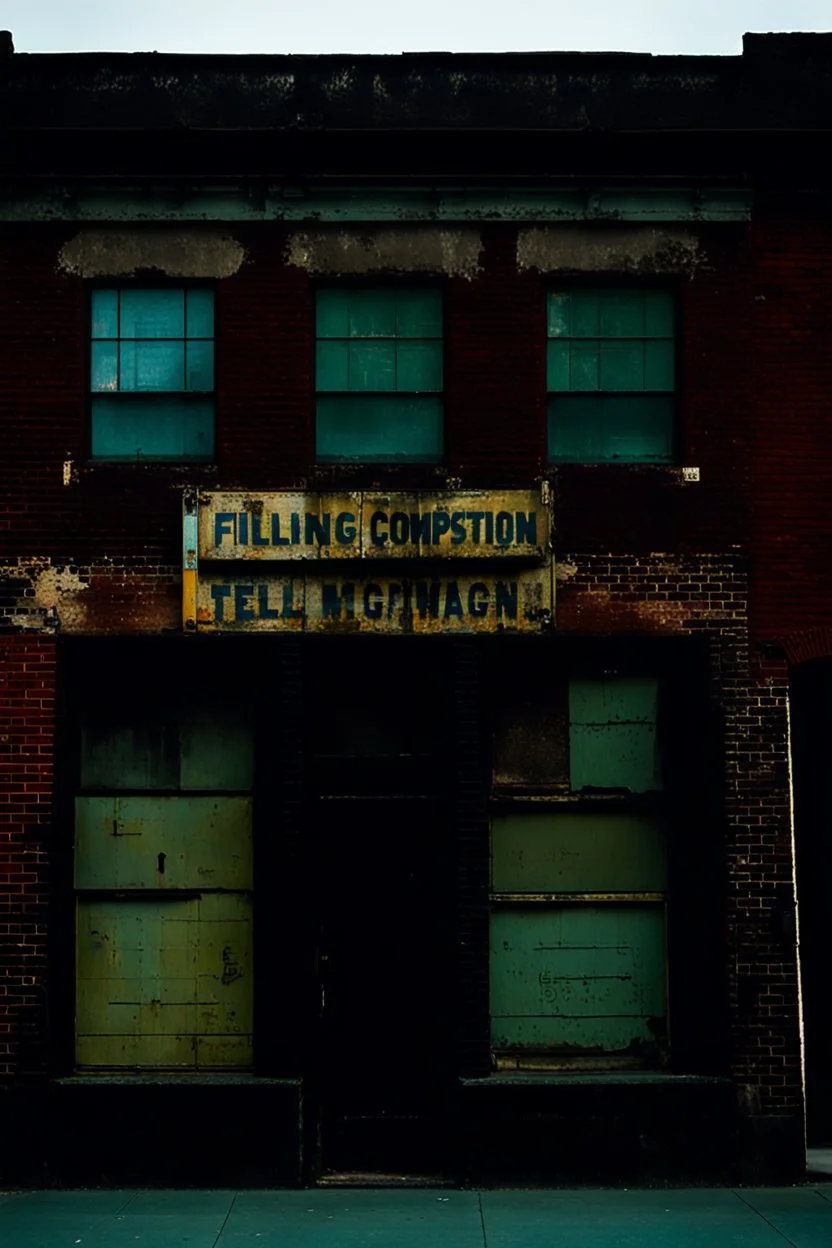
[1,1187,832,1247]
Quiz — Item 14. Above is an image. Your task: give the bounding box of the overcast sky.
[2,0,830,55]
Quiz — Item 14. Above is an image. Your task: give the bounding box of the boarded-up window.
[75,697,253,1070]
[490,675,668,1069]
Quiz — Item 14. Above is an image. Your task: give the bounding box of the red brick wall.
[0,637,55,1078]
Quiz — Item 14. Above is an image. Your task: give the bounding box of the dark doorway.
[790,660,832,1145]
[304,640,455,1178]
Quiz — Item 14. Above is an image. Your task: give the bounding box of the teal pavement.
[1,1186,831,1247]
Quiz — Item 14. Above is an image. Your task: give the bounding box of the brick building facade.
[1,31,830,1184]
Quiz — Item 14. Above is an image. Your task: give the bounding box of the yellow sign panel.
[198,490,549,561]
[197,568,552,634]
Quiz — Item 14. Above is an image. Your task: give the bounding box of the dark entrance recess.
[304,639,456,1179]
[790,660,832,1146]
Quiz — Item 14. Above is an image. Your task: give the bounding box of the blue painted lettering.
[282,581,303,619]
[251,514,269,546]
[214,513,236,548]
[466,511,485,542]
[515,512,537,545]
[335,512,356,545]
[258,584,279,618]
[415,581,441,619]
[444,582,464,618]
[431,511,451,544]
[409,513,430,545]
[238,512,249,545]
[390,512,409,545]
[495,581,518,620]
[484,511,494,545]
[305,513,331,546]
[364,584,383,619]
[290,512,301,545]
[234,584,255,621]
[370,510,388,546]
[450,511,466,545]
[271,514,290,546]
[468,583,489,618]
[495,511,513,546]
[211,583,231,622]
[322,583,341,618]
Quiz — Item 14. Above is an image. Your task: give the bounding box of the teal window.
[316,289,443,462]
[489,673,668,1070]
[90,288,214,461]
[547,290,675,464]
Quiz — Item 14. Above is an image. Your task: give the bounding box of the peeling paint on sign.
[197,568,553,633]
[198,490,550,561]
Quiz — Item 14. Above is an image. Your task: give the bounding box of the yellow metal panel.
[198,567,552,633]
[74,796,253,891]
[197,489,550,561]
[76,893,253,1069]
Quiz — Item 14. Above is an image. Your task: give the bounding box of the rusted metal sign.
[185,489,553,633]
[198,490,549,561]
[197,568,552,633]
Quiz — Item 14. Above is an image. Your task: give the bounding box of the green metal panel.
[81,713,252,791]
[74,796,253,890]
[76,892,252,1068]
[491,812,667,893]
[569,679,662,792]
[548,394,674,463]
[316,395,443,462]
[490,906,666,1052]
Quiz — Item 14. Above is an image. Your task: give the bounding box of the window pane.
[185,341,214,392]
[91,290,118,339]
[91,341,119,392]
[644,291,674,336]
[599,341,644,391]
[120,290,184,339]
[91,395,214,460]
[396,341,443,391]
[492,670,569,787]
[185,289,214,339]
[644,341,674,391]
[316,341,349,391]
[317,395,442,462]
[547,292,571,338]
[570,291,600,338]
[491,812,667,892]
[546,340,571,391]
[569,678,662,792]
[570,343,599,391]
[396,290,442,338]
[599,292,644,338]
[316,290,351,338]
[548,395,674,463]
[119,341,185,392]
[81,722,179,790]
[490,906,666,1055]
[348,290,396,338]
[349,342,396,391]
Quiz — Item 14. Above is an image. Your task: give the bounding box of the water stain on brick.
[58,228,246,278]
[517,225,704,275]
[286,226,483,279]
